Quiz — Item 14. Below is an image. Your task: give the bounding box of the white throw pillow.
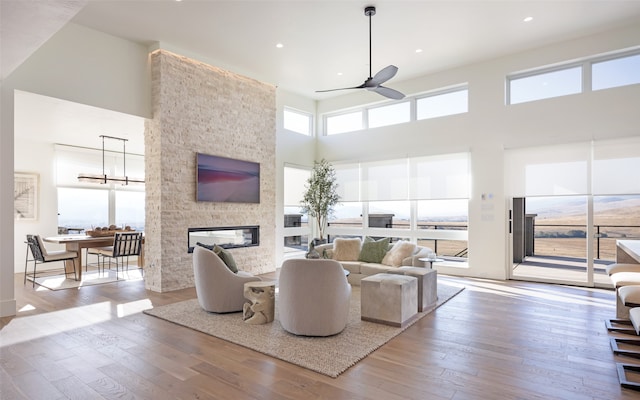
[381,240,416,267]
[332,238,362,261]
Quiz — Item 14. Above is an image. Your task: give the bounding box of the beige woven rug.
[144,279,464,378]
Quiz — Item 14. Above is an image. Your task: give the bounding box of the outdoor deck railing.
[534,224,640,260]
[327,221,469,256]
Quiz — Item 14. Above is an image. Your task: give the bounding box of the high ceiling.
[4,1,640,153]
[69,0,640,99]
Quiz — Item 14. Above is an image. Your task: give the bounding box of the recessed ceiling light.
[276,43,284,48]
[415,49,423,53]
[337,72,343,76]
[523,16,533,22]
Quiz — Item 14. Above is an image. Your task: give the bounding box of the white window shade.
[362,158,408,201]
[409,153,470,199]
[334,162,360,202]
[505,142,590,197]
[284,165,311,206]
[593,138,640,195]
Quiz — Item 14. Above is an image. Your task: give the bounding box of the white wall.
[305,22,640,280]
[1,23,151,316]
[13,139,61,273]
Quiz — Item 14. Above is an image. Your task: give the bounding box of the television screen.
[196,153,260,203]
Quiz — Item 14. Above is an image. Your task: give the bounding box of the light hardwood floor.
[2,271,640,400]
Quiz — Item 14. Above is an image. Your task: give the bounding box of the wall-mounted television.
[196,153,260,203]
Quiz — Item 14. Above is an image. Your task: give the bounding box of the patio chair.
[24,234,78,287]
[88,232,143,279]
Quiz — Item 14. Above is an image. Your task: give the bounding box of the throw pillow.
[213,244,239,273]
[358,236,390,263]
[381,240,417,267]
[196,242,215,251]
[332,238,362,261]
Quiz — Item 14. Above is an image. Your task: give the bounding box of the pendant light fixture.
[77,135,144,185]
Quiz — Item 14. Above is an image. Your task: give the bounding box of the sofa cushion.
[340,261,363,275]
[382,240,417,267]
[358,236,390,263]
[360,263,392,276]
[332,238,362,261]
[196,241,215,251]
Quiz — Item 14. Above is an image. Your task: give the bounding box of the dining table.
[44,235,144,280]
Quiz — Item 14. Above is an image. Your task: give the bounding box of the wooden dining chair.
[24,234,78,287]
[88,232,143,279]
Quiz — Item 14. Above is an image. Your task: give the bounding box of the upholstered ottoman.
[361,273,418,327]
[387,267,437,312]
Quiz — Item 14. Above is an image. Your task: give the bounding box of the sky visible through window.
[58,187,145,231]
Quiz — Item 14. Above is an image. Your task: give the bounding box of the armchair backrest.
[278,259,351,336]
[26,234,45,261]
[192,245,260,313]
[112,232,143,257]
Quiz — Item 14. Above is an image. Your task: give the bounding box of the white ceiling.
[5,1,640,154]
[70,0,640,99]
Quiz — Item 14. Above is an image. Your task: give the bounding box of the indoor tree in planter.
[300,158,340,245]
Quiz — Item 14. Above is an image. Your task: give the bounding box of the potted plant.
[300,159,340,245]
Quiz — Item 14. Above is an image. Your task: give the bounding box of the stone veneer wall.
[144,50,276,292]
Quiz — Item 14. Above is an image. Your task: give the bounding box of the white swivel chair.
[192,245,261,313]
[278,259,351,336]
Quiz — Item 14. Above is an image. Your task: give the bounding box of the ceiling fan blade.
[316,84,365,93]
[371,85,405,100]
[370,65,398,86]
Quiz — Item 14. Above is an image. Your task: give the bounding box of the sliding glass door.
[507,138,640,288]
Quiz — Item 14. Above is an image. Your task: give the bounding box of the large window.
[326,110,363,135]
[328,202,363,228]
[55,144,145,232]
[507,49,640,105]
[115,191,145,231]
[323,84,469,135]
[505,138,640,287]
[283,107,313,135]
[327,154,470,261]
[417,89,468,120]
[592,53,640,91]
[58,188,109,230]
[369,201,410,230]
[368,102,410,129]
[509,66,582,104]
[283,165,311,252]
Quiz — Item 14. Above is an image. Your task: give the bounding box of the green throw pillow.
[213,244,239,273]
[358,236,390,263]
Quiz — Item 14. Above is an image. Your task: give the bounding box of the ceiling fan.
[316,6,405,100]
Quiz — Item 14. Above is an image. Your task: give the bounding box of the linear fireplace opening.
[188,226,259,253]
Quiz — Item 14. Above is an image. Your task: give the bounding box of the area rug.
[27,268,143,290]
[144,278,464,378]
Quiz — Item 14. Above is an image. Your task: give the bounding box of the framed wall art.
[14,172,39,220]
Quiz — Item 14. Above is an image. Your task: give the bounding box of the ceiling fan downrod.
[365,6,376,79]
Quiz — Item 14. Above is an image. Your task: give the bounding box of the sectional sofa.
[313,237,434,285]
